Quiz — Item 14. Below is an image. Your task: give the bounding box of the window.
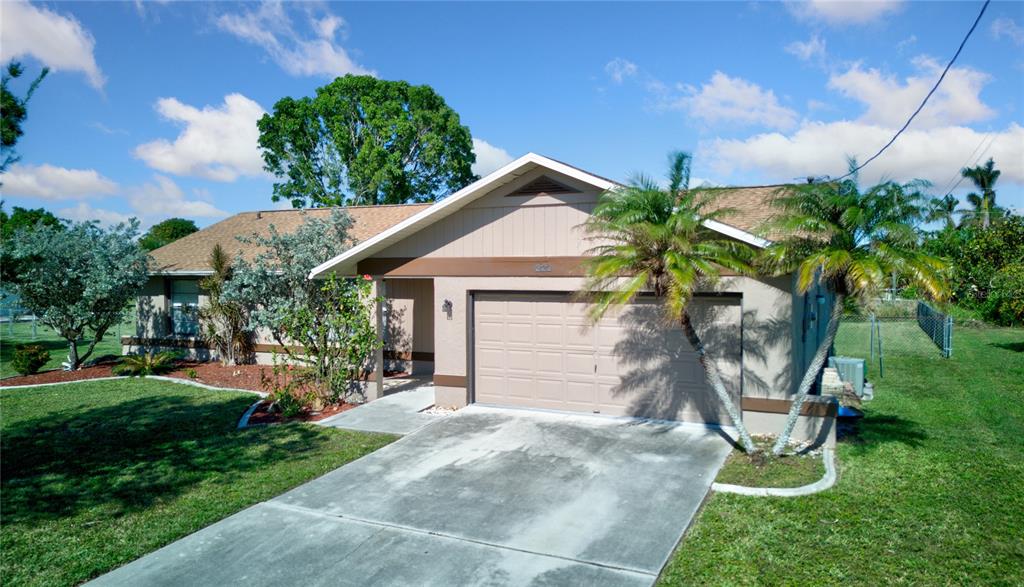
[170,279,200,336]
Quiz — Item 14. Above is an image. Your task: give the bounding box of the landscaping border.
[711,448,837,497]
[237,400,263,429]
[0,374,267,398]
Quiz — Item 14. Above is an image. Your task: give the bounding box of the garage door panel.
[504,349,536,371]
[473,293,740,423]
[566,380,596,404]
[564,352,594,377]
[476,348,505,370]
[535,379,566,401]
[533,351,563,374]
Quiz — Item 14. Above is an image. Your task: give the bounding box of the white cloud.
[785,35,827,63]
[828,57,994,128]
[1,164,118,200]
[472,138,514,177]
[705,121,1024,187]
[134,94,267,182]
[991,17,1024,46]
[216,1,374,78]
[787,0,903,26]
[896,35,917,52]
[605,58,638,84]
[89,122,128,136]
[0,0,104,89]
[57,202,133,227]
[128,175,229,219]
[659,72,799,130]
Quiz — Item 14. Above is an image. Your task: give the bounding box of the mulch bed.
[0,360,274,391]
[0,363,117,386]
[165,362,270,392]
[245,399,358,426]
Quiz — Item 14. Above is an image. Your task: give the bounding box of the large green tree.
[4,220,149,369]
[139,217,199,251]
[925,214,1024,323]
[580,151,759,453]
[761,170,947,455]
[258,75,477,208]
[1,61,48,173]
[0,204,65,241]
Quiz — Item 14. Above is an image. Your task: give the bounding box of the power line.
[939,131,991,195]
[833,0,991,182]
[940,131,997,196]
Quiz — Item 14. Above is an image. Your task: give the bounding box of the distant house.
[127,154,836,443]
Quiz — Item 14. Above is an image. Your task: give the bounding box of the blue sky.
[1,0,1022,228]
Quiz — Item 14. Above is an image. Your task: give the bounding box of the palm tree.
[960,158,1001,229]
[580,151,758,453]
[199,245,253,365]
[760,169,948,456]
[927,194,959,231]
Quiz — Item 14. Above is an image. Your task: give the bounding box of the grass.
[0,314,136,378]
[0,378,396,587]
[659,324,1024,586]
[715,443,825,488]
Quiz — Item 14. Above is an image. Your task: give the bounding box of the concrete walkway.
[89,406,732,586]
[316,385,439,435]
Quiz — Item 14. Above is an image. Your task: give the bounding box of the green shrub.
[113,351,179,377]
[11,344,50,375]
[985,262,1024,326]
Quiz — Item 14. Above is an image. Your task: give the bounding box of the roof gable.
[309,154,776,278]
[309,153,617,277]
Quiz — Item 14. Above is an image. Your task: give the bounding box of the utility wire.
[939,131,990,194]
[939,131,996,196]
[833,0,991,182]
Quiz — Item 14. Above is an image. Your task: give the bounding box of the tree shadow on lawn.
[991,341,1024,353]
[843,412,928,454]
[0,393,330,525]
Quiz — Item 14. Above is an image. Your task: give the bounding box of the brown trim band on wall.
[384,350,435,362]
[357,256,743,279]
[742,396,838,418]
[433,374,467,388]
[358,257,591,278]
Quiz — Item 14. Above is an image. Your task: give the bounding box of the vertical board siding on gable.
[376,202,599,259]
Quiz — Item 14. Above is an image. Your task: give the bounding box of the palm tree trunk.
[982,193,991,229]
[680,311,757,453]
[771,292,846,456]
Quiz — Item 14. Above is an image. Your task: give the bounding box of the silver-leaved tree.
[4,219,149,369]
[222,210,380,404]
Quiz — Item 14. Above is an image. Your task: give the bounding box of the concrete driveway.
[90,406,732,586]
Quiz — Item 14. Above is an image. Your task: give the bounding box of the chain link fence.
[834,299,952,378]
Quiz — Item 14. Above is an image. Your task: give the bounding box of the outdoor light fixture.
[441,299,453,320]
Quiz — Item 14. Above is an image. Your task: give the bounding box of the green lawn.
[0,378,396,587]
[0,314,136,378]
[660,324,1024,586]
[716,445,825,489]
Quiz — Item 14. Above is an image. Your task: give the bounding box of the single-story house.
[127,153,836,444]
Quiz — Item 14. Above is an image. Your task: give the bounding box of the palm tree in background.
[760,168,948,456]
[960,158,1001,229]
[927,194,959,231]
[580,151,758,453]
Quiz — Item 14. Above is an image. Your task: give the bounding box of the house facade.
[128,154,836,443]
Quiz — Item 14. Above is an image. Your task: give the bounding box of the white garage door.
[473,293,741,423]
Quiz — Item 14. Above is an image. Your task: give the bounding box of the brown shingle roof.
[149,204,430,273]
[701,184,792,236]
